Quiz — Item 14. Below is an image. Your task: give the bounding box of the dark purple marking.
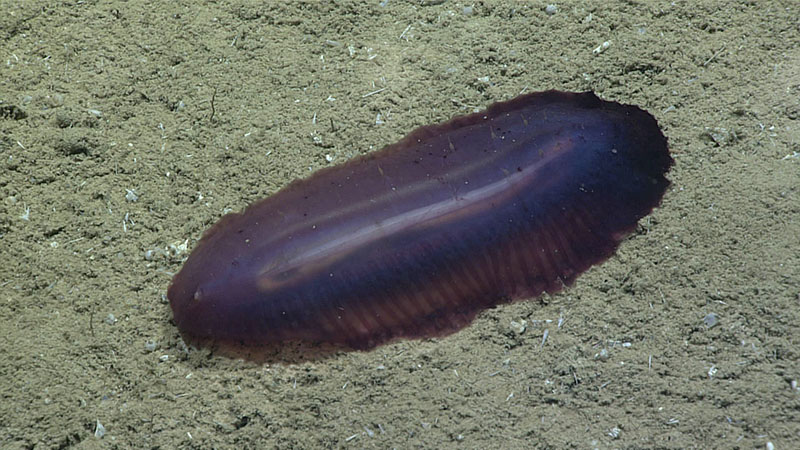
[168,91,672,361]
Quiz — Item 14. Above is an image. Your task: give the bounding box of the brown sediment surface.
[1,1,798,448]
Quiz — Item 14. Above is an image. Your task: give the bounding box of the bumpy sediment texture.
[168,91,672,359]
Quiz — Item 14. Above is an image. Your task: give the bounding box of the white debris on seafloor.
[593,41,611,55]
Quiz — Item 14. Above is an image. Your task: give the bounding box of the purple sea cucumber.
[168,91,672,361]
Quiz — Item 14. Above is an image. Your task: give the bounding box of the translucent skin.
[168,91,672,359]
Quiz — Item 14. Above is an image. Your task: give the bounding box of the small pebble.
[510,319,527,334]
[545,4,557,15]
[144,340,158,352]
[125,189,138,202]
[704,127,737,146]
[104,314,117,325]
[703,313,720,329]
[45,93,64,108]
[94,420,106,438]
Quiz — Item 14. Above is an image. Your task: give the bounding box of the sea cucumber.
[168,90,672,360]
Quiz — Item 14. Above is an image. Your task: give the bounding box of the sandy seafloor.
[1,1,798,448]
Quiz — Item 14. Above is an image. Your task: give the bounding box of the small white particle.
[593,41,611,55]
[125,189,139,202]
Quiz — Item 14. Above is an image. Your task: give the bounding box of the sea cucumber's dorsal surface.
[168,91,672,361]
